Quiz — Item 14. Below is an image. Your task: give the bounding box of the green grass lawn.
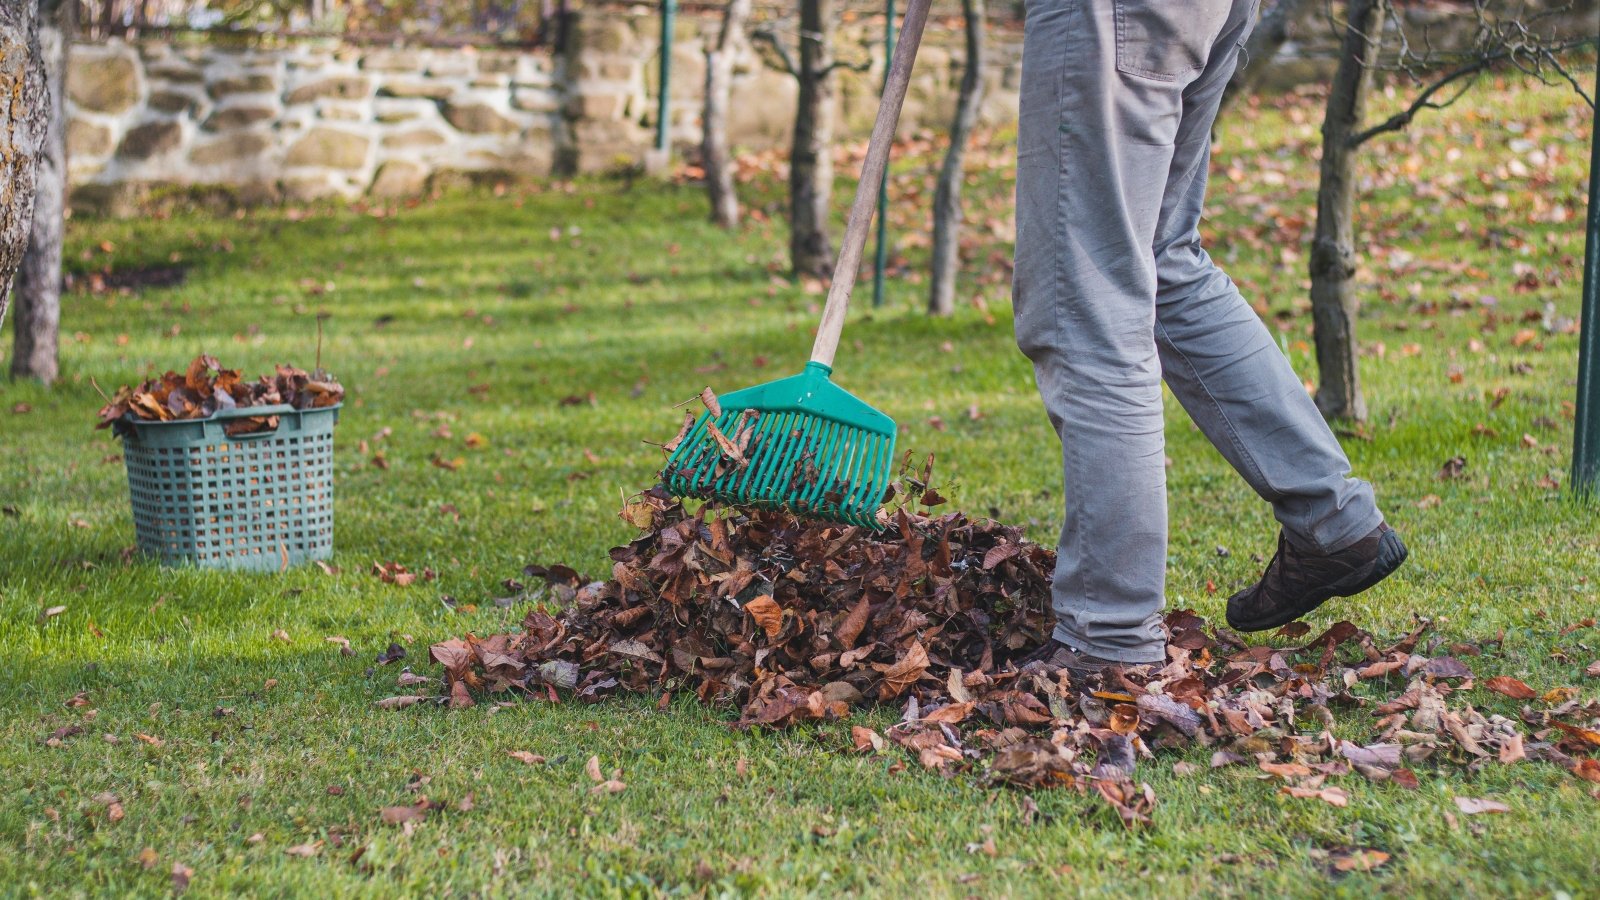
[2,74,1597,896]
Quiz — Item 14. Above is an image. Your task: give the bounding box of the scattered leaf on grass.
[380,804,427,826]
[1454,797,1510,815]
[375,696,431,710]
[1482,675,1537,700]
[1330,848,1391,873]
[284,841,323,857]
[1283,786,1350,807]
[508,750,546,765]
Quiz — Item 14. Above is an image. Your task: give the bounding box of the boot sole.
[1226,530,1409,633]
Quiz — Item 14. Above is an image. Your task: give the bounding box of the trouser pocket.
[1114,0,1234,82]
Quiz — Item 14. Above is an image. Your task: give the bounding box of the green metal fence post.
[1572,52,1600,499]
[656,0,677,156]
[872,0,896,308]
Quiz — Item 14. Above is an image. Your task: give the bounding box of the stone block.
[442,101,520,135]
[190,131,273,166]
[148,90,204,115]
[381,128,450,149]
[377,80,455,100]
[598,60,636,81]
[147,61,205,83]
[478,52,522,75]
[116,120,184,160]
[369,160,429,197]
[583,19,638,55]
[373,98,437,123]
[67,118,114,158]
[284,127,370,169]
[466,149,552,177]
[204,103,277,131]
[567,91,624,121]
[424,168,477,193]
[208,71,279,97]
[69,46,143,114]
[362,49,422,72]
[512,89,560,114]
[320,105,364,122]
[425,54,476,78]
[286,75,370,104]
[282,171,348,201]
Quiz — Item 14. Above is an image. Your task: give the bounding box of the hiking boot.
[1226,523,1408,633]
[1014,638,1130,680]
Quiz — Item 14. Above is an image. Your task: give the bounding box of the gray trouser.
[1012,0,1383,662]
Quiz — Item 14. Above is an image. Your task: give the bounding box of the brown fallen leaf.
[1259,761,1313,780]
[699,387,721,417]
[1282,786,1349,807]
[743,595,784,640]
[374,695,432,710]
[1454,796,1510,815]
[507,750,546,765]
[852,726,886,753]
[1482,675,1537,700]
[94,791,125,822]
[284,841,322,857]
[380,804,427,826]
[137,847,159,870]
[171,862,193,893]
[659,410,697,453]
[1330,848,1390,873]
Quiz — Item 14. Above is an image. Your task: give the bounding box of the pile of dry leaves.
[401,468,1600,826]
[96,354,343,436]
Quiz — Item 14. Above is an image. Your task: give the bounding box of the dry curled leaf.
[1482,675,1536,700]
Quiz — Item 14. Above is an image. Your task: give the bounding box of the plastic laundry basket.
[116,404,340,571]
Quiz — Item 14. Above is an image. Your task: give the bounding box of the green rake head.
[663,362,898,528]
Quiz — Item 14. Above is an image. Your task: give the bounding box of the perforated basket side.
[120,405,339,571]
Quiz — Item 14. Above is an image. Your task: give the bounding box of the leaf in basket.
[130,392,171,421]
[224,415,278,437]
[185,355,221,392]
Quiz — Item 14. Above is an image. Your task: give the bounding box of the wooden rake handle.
[808,0,933,369]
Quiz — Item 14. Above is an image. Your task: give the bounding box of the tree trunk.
[1308,0,1386,422]
[13,0,72,383]
[1219,0,1311,115]
[789,0,836,279]
[928,0,985,316]
[703,0,750,229]
[0,1,48,334]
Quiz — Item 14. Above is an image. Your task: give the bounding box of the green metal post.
[1572,51,1600,499]
[656,0,677,155]
[872,0,896,307]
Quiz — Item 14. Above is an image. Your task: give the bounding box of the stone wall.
[68,39,567,212]
[65,10,1028,210]
[64,1,1597,212]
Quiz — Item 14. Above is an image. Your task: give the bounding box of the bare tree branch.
[751,27,799,77]
[1348,0,1597,148]
[1348,55,1494,146]
[820,58,871,76]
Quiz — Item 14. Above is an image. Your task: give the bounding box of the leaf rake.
[662,0,930,528]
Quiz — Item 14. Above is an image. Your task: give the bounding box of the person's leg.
[1012,0,1238,663]
[1150,9,1384,555]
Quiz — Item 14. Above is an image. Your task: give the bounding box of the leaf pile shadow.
[410,490,1600,827]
